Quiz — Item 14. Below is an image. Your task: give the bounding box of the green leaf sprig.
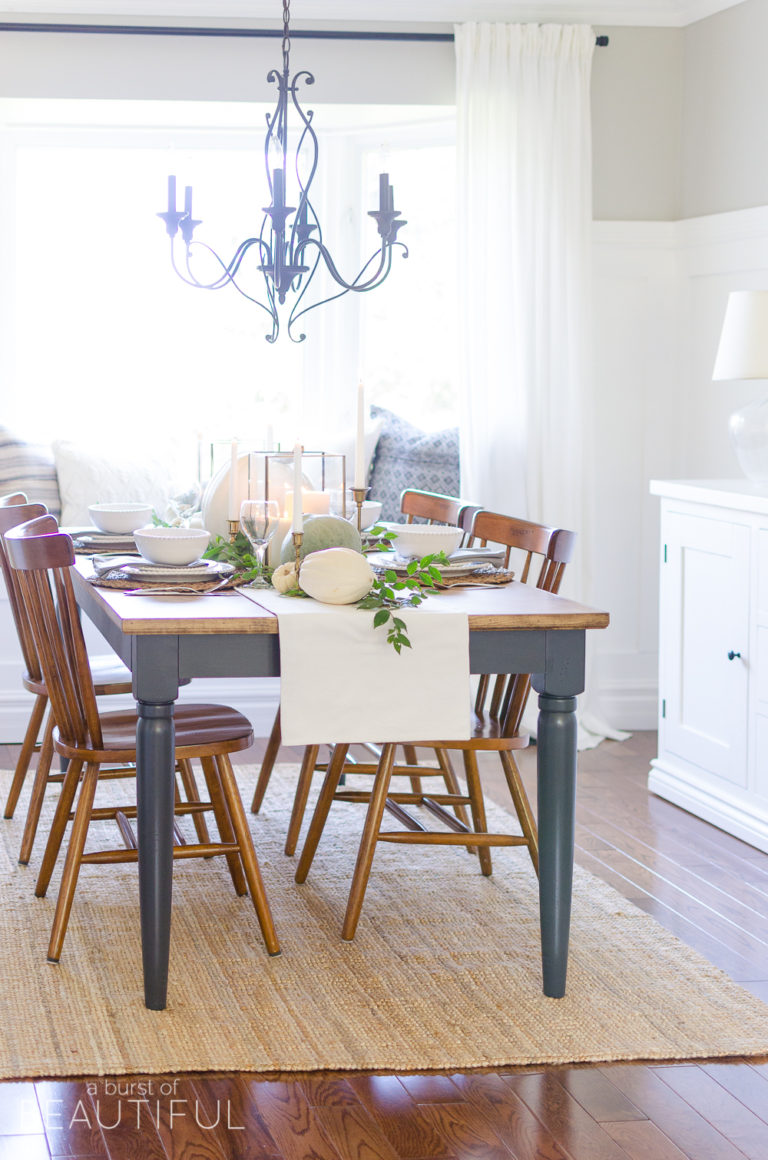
[203,531,266,585]
[357,550,450,653]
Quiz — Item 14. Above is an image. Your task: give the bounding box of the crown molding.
[0,0,748,29]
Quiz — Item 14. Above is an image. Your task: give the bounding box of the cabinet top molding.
[650,478,768,515]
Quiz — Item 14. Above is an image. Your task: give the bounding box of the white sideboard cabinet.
[650,479,768,852]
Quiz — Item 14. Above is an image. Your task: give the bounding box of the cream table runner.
[243,588,471,745]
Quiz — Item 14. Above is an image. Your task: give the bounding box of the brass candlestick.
[292,531,303,583]
[351,486,369,532]
[228,519,240,543]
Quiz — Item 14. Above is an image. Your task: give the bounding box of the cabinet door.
[660,508,750,785]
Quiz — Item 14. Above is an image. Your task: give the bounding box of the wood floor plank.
[250,1079,343,1160]
[504,1073,635,1160]
[653,1064,768,1160]
[450,1072,572,1160]
[701,1062,768,1125]
[151,1076,228,1160]
[553,1067,646,1123]
[396,1077,463,1104]
[601,1118,690,1159]
[598,1064,750,1160]
[193,1075,282,1158]
[84,1078,166,1160]
[347,1076,454,1159]
[35,1081,108,1159]
[299,1076,360,1109]
[315,1104,403,1160]
[418,1101,516,1159]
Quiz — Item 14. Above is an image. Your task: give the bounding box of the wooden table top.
[74,560,610,637]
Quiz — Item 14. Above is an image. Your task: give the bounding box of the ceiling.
[0,0,747,28]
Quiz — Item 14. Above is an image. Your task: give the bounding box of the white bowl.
[133,526,211,566]
[88,502,154,534]
[389,522,464,560]
[345,500,383,529]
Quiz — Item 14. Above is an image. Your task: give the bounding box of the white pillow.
[52,440,177,528]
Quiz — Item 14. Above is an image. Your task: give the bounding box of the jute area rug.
[1,762,767,1080]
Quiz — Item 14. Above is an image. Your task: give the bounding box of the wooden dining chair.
[294,510,577,941]
[5,514,279,963]
[0,495,208,864]
[249,488,483,856]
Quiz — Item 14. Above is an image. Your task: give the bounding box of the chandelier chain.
[282,0,290,72]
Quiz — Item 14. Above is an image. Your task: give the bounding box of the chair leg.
[341,743,397,941]
[176,758,212,847]
[3,693,47,820]
[35,759,84,898]
[284,745,319,856]
[251,707,281,813]
[500,749,539,875]
[214,753,280,956]
[402,744,423,796]
[434,747,471,829]
[18,708,55,864]
[462,750,493,877]
[199,755,247,896]
[294,744,350,884]
[47,761,101,962]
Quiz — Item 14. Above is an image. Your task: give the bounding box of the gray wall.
[682,0,768,219]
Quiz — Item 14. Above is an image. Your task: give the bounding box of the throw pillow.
[53,440,178,527]
[0,427,61,518]
[368,406,460,522]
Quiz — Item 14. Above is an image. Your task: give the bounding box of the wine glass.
[239,499,280,587]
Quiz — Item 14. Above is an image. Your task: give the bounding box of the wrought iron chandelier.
[157,0,408,343]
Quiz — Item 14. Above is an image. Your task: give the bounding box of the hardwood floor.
[2,730,767,1160]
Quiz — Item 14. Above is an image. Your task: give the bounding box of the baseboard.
[649,757,768,853]
[590,678,658,733]
[0,679,281,745]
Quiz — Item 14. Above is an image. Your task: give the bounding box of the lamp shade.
[713,290,768,380]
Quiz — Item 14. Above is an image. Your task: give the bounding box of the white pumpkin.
[298,547,374,605]
[271,560,298,593]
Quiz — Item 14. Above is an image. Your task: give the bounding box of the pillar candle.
[286,489,331,518]
[354,382,366,489]
[227,439,239,520]
[291,443,303,533]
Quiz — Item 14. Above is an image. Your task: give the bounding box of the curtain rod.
[0,22,609,46]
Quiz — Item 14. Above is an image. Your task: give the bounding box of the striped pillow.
[0,427,61,518]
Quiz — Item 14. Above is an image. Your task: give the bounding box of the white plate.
[120,560,234,583]
[367,552,497,579]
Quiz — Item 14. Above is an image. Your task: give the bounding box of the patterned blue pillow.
[368,406,460,522]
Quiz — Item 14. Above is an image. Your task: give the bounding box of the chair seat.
[55,703,254,762]
[413,711,531,751]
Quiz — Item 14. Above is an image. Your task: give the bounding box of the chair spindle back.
[5,515,104,751]
[466,510,577,738]
[399,489,481,544]
[0,496,49,682]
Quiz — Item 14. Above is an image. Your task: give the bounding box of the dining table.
[72,559,609,1011]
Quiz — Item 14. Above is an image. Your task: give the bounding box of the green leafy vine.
[203,532,267,585]
[357,550,450,653]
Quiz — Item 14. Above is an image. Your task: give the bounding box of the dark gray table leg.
[535,691,578,998]
[532,629,585,998]
[136,701,176,1010]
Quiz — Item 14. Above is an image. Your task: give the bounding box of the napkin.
[244,589,471,746]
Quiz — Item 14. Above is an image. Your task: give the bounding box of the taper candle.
[291,443,303,533]
[354,382,366,489]
[227,439,238,520]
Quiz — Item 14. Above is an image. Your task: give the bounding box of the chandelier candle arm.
[157,0,407,342]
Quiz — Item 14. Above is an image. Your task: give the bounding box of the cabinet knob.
[727,650,742,661]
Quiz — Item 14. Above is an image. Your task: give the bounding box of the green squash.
[279,514,363,564]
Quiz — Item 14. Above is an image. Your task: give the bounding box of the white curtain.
[455,23,626,748]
